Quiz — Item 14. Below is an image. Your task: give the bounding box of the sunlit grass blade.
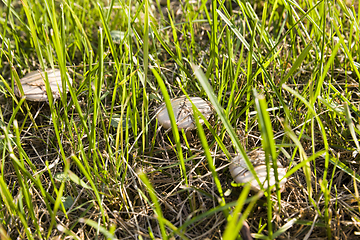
[175,195,259,235]
[331,18,360,79]
[71,154,106,224]
[79,218,116,240]
[0,175,34,240]
[150,67,187,186]
[11,120,42,238]
[2,125,56,208]
[222,184,257,240]
[253,90,280,238]
[328,154,360,183]
[192,103,226,205]
[273,218,298,239]
[192,64,261,187]
[139,172,168,240]
[281,42,313,85]
[283,121,319,213]
[326,83,360,119]
[217,9,290,123]
[319,179,332,239]
[282,84,329,183]
[150,22,191,77]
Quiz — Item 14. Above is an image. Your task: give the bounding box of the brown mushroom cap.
[156,96,212,130]
[14,69,72,101]
[229,149,287,191]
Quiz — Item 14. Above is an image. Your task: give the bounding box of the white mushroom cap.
[14,69,72,101]
[156,96,212,130]
[229,149,287,191]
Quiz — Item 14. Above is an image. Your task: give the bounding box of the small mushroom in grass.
[230,149,287,192]
[14,69,72,101]
[156,96,212,131]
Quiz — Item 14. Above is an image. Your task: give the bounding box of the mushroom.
[14,69,72,101]
[230,149,287,191]
[156,96,212,131]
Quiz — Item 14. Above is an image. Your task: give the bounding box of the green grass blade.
[139,172,168,240]
[192,65,263,190]
[150,67,187,186]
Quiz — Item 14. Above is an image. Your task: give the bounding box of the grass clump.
[0,0,360,239]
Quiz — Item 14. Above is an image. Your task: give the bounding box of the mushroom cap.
[229,149,287,191]
[14,69,72,101]
[156,96,212,130]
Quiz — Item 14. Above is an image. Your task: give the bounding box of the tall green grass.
[0,0,360,239]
